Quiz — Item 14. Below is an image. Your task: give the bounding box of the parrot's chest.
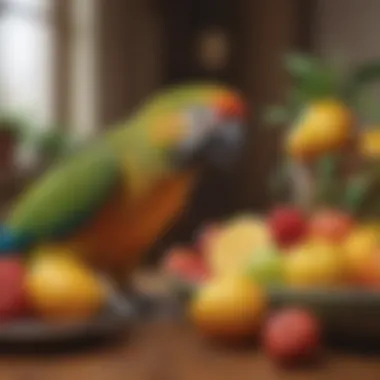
[71,169,199,275]
[120,149,170,202]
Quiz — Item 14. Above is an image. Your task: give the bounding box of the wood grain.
[0,319,379,380]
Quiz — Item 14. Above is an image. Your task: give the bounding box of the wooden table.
[0,272,380,380]
[0,318,380,380]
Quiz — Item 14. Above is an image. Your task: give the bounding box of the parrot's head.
[150,86,247,171]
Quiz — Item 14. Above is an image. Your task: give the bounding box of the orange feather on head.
[213,91,247,120]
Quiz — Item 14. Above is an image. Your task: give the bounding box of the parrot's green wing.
[6,142,120,243]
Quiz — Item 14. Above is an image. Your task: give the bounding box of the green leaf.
[284,53,320,80]
[285,53,342,101]
[343,175,372,214]
[264,53,346,131]
[304,70,339,100]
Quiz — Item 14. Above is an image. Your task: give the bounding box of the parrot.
[3,82,247,288]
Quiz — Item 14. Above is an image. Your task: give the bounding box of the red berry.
[163,246,210,283]
[268,206,307,247]
[0,258,29,322]
[262,308,321,365]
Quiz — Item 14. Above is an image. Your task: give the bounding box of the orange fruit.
[190,276,267,342]
[356,249,380,288]
[343,227,380,284]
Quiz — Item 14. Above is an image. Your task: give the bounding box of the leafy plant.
[265,52,380,215]
[264,52,380,128]
[263,52,347,128]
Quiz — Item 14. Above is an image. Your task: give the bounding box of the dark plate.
[268,287,380,344]
[0,293,136,351]
[171,276,380,345]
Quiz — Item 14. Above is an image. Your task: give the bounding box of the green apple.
[246,245,284,286]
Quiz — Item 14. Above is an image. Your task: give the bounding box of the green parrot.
[4,82,246,285]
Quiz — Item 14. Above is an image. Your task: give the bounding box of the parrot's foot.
[101,273,177,320]
[105,281,156,319]
[122,287,156,316]
[105,285,136,318]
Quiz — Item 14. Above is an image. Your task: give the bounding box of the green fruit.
[246,246,284,286]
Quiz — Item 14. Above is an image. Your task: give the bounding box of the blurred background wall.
[315,0,380,68]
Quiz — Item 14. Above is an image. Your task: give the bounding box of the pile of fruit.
[162,54,380,366]
[0,228,108,324]
[162,209,380,365]
[163,207,380,287]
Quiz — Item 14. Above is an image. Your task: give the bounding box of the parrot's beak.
[174,119,245,170]
[204,120,245,169]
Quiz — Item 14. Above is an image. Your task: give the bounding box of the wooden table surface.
[1,319,380,380]
[0,272,380,380]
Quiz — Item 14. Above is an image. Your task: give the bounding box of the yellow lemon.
[286,125,320,159]
[207,215,271,277]
[27,250,107,323]
[190,276,267,342]
[286,99,354,160]
[285,241,345,288]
